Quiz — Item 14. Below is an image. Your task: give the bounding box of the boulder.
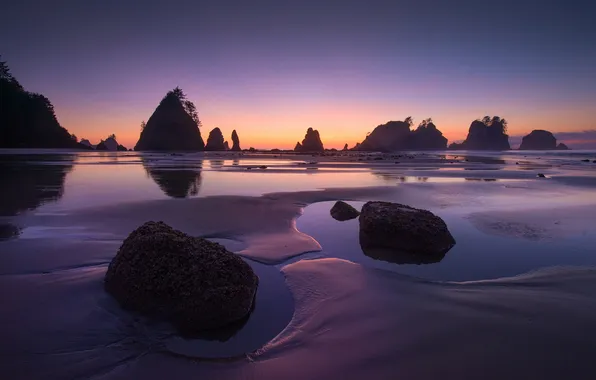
[134,90,205,151]
[117,144,128,151]
[231,130,241,151]
[294,127,324,152]
[556,142,569,150]
[359,201,456,256]
[205,127,226,151]
[104,221,258,333]
[519,130,557,150]
[330,200,360,221]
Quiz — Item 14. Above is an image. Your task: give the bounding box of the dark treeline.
[0,57,88,149]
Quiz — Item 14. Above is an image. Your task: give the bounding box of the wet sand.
[1,150,596,379]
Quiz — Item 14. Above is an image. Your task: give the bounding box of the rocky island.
[519,130,570,150]
[134,87,205,151]
[353,118,448,152]
[449,116,510,150]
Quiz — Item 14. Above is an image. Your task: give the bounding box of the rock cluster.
[449,117,510,150]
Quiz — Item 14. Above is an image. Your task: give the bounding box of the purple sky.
[2,0,596,149]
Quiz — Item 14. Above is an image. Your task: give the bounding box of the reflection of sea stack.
[134,88,205,151]
[294,127,324,152]
[231,130,241,151]
[449,116,510,150]
[519,130,559,150]
[205,128,226,151]
[142,159,202,198]
[0,155,74,216]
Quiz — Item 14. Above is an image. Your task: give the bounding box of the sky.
[2,0,596,149]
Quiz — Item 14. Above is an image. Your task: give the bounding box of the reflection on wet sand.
[0,154,75,216]
[359,231,448,264]
[142,159,202,198]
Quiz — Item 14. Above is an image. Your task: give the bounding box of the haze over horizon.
[2,0,596,149]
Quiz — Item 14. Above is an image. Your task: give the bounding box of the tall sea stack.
[134,87,204,151]
[231,130,241,151]
[294,127,324,152]
[205,127,226,151]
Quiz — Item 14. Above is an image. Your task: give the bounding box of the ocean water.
[2,149,596,379]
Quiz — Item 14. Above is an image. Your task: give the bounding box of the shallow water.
[2,149,596,379]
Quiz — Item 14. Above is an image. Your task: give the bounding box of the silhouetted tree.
[70,133,77,142]
[140,121,146,131]
[482,116,491,125]
[108,133,116,140]
[159,87,201,127]
[404,116,414,126]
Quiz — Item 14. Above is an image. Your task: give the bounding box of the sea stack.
[231,130,241,151]
[449,116,510,150]
[353,117,446,152]
[134,87,205,151]
[294,127,324,152]
[519,130,557,150]
[205,127,226,151]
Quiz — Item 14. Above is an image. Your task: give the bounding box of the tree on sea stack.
[134,87,205,151]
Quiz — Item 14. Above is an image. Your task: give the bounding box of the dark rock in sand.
[134,89,205,151]
[0,223,21,241]
[359,201,456,256]
[231,130,241,151]
[450,117,510,150]
[104,221,258,333]
[294,127,324,152]
[330,201,360,221]
[581,159,590,162]
[556,143,569,150]
[519,130,557,150]
[205,127,226,151]
[537,173,546,178]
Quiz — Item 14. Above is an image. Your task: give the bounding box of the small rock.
[581,159,589,162]
[259,166,267,169]
[537,173,546,178]
[330,201,360,221]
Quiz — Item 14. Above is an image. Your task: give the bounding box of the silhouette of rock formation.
[80,139,93,148]
[117,144,128,151]
[354,118,447,152]
[294,127,324,152]
[519,130,557,150]
[134,88,204,151]
[231,130,241,151]
[205,127,226,151]
[104,221,258,334]
[330,201,360,221]
[557,142,569,150]
[142,159,202,198]
[342,143,349,151]
[0,58,83,149]
[95,141,108,151]
[408,119,448,150]
[0,154,74,216]
[224,141,230,150]
[450,117,510,150]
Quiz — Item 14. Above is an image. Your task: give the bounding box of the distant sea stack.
[519,130,562,150]
[353,118,447,152]
[0,57,86,149]
[134,87,204,151]
[556,142,569,150]
[205,127,226,151]
[449,116,510,150]
[294,127,324,152]
[231,130,241,151]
